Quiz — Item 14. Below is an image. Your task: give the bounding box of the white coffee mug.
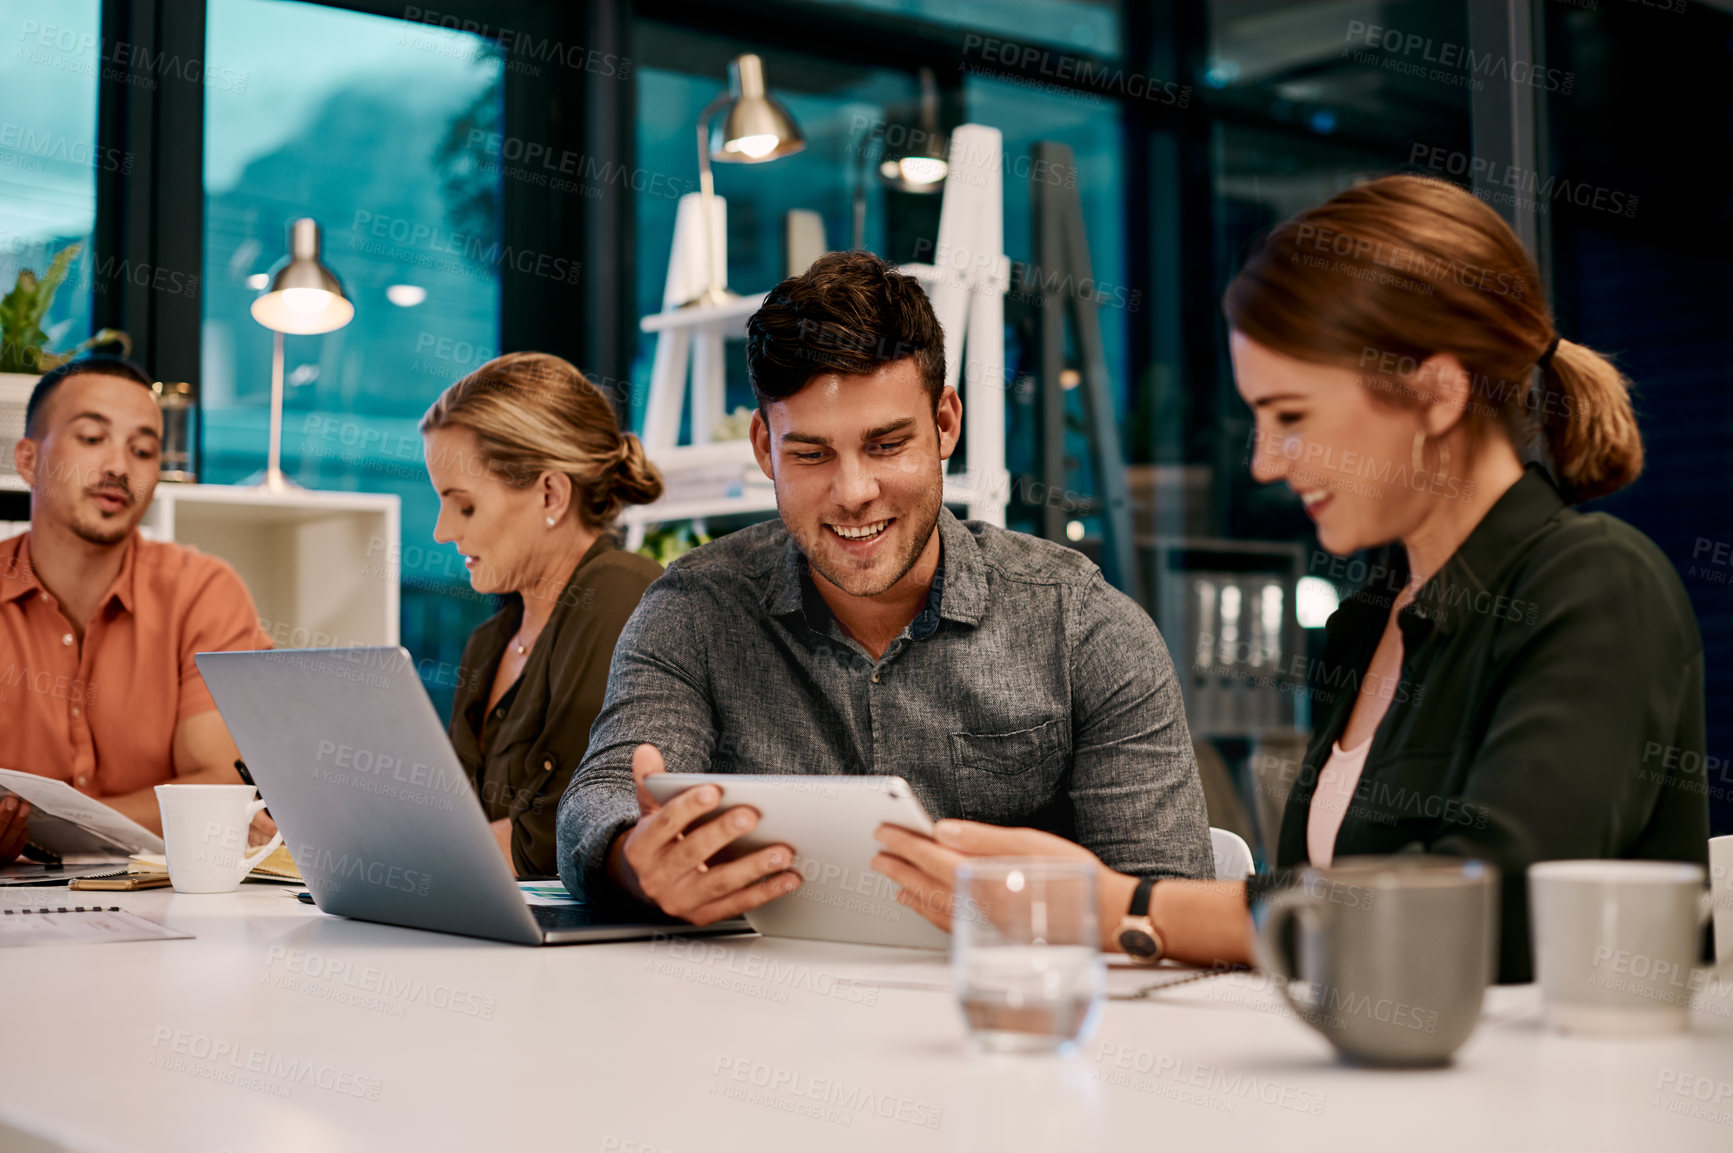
[155,784,283,894]
[1710,836,1732,965]
[1529,860,1718,1035]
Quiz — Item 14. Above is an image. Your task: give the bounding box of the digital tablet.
[641,773,950,950]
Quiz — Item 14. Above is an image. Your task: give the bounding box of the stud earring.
[545,516,556,527]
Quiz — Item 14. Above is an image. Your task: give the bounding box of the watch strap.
[1128,875,1159,918]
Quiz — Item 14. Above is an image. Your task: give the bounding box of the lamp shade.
[250,218,354,335]
[878,67,947,193]
[881,153,949,191]
[710,54,804,162]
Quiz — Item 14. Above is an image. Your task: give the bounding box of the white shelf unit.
[0,372,36,515]
[3,483,400,647]
[138,485,401,648]
[623,293,775,549]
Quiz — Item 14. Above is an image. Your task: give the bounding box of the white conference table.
[3,885,1732,1153]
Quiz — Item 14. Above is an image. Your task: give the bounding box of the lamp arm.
[266,329,287,492]
[852,131,880,253]
[694,93,731,299]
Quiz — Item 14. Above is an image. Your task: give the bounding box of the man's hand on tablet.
[606,744,802,925]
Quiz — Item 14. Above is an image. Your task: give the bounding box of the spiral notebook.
[0,904,193,947]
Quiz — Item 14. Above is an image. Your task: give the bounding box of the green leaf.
[0,245,131,375]
[0,242,83,374]
[24,242,80,331]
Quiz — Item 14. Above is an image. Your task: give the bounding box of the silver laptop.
[196,647,750,946]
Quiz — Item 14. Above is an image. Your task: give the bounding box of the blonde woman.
[422,352,664,877]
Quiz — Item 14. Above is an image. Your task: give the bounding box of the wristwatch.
[1116,876,1165,962]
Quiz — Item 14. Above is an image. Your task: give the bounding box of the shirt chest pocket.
[948,717,1071,824]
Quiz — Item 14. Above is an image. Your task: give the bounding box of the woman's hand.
[248,809,278,849]
[489,818,515,874]
[872,820,1136,949]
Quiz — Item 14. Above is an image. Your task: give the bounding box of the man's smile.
[826,518,894,542]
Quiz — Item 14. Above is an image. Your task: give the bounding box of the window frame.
[103,0,1549,566]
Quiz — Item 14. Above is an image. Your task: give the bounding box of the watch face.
[1119,927,1159,959]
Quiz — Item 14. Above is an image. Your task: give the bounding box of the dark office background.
[2,0,1728,838]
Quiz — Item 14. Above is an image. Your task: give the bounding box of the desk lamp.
[686,54,805,307]
[248,218,353,492]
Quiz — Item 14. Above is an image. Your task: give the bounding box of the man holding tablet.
[556,251,1211,926]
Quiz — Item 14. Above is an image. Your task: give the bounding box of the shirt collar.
[1341,464,1565,642]
[762,505,988,635]
[0,531,139,614]
[568,533,614,587]
[908,551,946,641]
[105,533,140,615]
[0,533,36,605]
[498,533,617,626]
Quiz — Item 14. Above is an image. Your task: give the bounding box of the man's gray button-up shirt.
[556,507,1213,906]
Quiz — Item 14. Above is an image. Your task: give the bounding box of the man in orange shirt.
[0,356,272,863]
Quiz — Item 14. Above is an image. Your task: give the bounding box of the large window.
[1543,0,1733,831]
[0,0,101,365]
[963,72,1125,542]
[1202,0,1471,144]
[203,0,504,717]
[1202,0,1474,544]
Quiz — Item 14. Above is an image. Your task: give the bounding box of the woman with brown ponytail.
[873,175,1708,983]
[421,352,665,877]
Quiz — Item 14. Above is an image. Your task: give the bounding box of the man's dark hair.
[745,250,946,411]
[25,354,155,438]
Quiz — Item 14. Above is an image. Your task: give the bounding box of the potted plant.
[1,241,130,489]
[1,240,131,374]
[635,521,712,566]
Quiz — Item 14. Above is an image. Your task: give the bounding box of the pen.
[20,841,62,867]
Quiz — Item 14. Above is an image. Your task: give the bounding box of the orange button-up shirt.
[0,530,272,799]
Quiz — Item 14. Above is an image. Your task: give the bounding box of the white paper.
[0,906,192,947]
[0,767,165,856]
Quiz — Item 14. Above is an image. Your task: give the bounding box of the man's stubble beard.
[783,472,944,599]
[65,495,142,547]
[69,516,134,546]
[43,462,144,548]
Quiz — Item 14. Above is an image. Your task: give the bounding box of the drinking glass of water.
[952,858,1103,1055]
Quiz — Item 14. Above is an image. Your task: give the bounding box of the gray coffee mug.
[1254,856,1498,1066]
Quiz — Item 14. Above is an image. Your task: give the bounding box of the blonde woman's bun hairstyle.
[420,351,663,528]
